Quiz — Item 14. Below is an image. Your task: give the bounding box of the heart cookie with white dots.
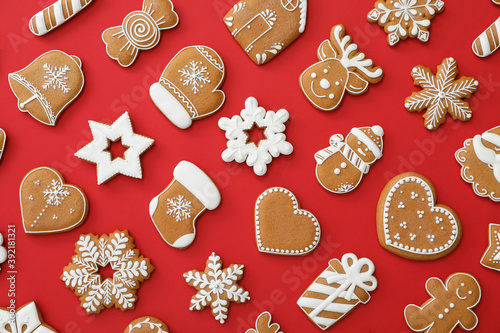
[20,167,89,234]
[255,187,321,255]
[376,172,462,261]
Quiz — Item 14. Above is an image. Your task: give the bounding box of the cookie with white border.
[124,317,169,333]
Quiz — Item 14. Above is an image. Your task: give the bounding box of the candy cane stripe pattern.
[472,17,500,57]
[29,0,93,36]
[297,253,377,330]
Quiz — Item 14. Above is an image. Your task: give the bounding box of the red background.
[1,0,499,332]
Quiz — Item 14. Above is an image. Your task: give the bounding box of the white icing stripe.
[298,0,307,33]
[482,132,500,147]
[72,0,83,11]
[351,128,382,158]
[479,31,491,55]
[53,1,65,25]
[323,301,356,313]
[319,269,336,279]
[297,296,326,308]
[35,12,48,34]
[313,316,336,326]
[307,283,337,295]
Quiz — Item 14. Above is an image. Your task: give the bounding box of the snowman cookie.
[315,126,384,193]
[405,273,481,333]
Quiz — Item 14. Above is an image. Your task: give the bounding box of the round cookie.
[124,317,169,333]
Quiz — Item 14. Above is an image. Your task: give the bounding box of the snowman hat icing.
[351,126,384,159]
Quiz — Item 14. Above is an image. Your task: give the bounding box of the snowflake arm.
[422,99,447,130]
[42,63,71,93]
[447,77,479,99]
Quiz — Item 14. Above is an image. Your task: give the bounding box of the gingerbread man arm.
[425,277,447,299]
[404,304,432,331]
[458,310,479,330]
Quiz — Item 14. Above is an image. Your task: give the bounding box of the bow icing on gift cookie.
[102,0,179,67]
[300,25,383,111]
[315,126,384,193]
[297,253,377,330]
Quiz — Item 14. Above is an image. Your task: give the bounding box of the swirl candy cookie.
[377,173,462,261]
[8,50,84,126]
[472,17,500,58]
[124,317,169,333]
[150,46,226,129]
[102,0,179,67]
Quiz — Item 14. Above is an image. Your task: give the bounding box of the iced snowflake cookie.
[218,97,293,176]
[246,312,281,333]
[61,230,155,314]
[102,0,179,67]
[223,0,307,65]
[0,302,57,332]
[8,50,84,126]
[315,126,384,193]
[184,252,250,324]
[75,112,154,185]
[455,125,500,202]
[150,45,226,129]
[149,161,221,249]
[404,58,479,130]
[480,223,500,271]
[405,273,481,333]
[0,129,5,162]
[367,0,445,46]
[297,253,377,330]
[299,25,384,111]
[29,0,94,36]
[124,317,169,333]
[20,166,88,234]
[0,233,6,271]
[255,187,320,255]
[377,172,462,261]
[472,17,500,57]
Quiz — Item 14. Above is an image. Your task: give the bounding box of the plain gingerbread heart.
[255,187,321,255]
[20,167,89,234]
[376,172,462,261]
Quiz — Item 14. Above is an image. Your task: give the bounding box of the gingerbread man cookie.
[480,223,500,271]
[405,273,481,333]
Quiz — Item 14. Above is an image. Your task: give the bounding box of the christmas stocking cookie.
[149,161,221,249]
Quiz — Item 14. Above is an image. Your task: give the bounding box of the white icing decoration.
[0,301,57,333]
[0,233,6,266]
[472,17,500,57]
[127,317,168,333]
[42,63,71,93]
[166,195,192,222]
[178,61,210,94]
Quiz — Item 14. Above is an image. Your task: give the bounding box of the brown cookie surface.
[0,301,57,332]
[124,317,169,333]
[480,223,500,271]
[245,312,281,333]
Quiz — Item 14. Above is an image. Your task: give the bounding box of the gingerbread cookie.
[61,230,155,314]
[29,0,94,36]
[246,312,281,333]
[102,0,178,67]
[377,173,462,261]
[405,58,479,130]
[494,0,500,4]
[315,126,384,193]
[405,273,481,333]
[223,0,307,65]
[8,50,84,126]
[480,223,500,271]
[472,17,500,57]
[0,301,57,332]
[184,252,250,324]
[75,112,154,185]
[0,233,6,271]
[297,253,377,330]
[367,0,444,46]
[299,25,383,111]
[255,187,320,255]
[456,125,500,202]
[0,129,5,162]
[149,161,221,249]
[124,317,169,333]
[150,45,226,129]
[218,97,293,176]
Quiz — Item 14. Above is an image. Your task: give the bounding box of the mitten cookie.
[246,312,281,333]
[149,161,221,249]
[8,50,84,126]
[150,45,225,129]
[480,223,500,271]
[315,126,383,193]
[124,317,169,333]
[472,17,500,57]
[299,25,383,111]
[20,166,89,234]
[0,302,57,332]
[223,0,307,65]
[377,173,462,261]
[405,273,481,333]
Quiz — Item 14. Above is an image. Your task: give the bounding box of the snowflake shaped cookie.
[405,58,478,130]
[75,112,154,184]
[61,230,155,314]
[367,0,444,46]
[184,252,250,324]
[218,97,293,176]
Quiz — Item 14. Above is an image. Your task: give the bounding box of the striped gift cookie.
[472,17,500,57]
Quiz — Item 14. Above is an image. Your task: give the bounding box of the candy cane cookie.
[472,17,500,57]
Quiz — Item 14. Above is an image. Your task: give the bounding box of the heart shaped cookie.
[20,167,89,234]
[376,172,462,261]
[255,187,321,255]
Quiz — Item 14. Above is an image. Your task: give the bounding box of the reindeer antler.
[330,25,383,84]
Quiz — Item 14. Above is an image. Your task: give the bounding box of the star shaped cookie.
[481,223,500,271]
[75,112,154,184]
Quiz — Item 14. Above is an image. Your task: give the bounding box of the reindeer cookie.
[246,312,282,333]
[299,25,383,111]
[315,126,384,193]
[405,273,481,333]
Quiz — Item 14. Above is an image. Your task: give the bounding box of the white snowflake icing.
[218,97,293,176]
[42,63,71,93]
[334,183,356,193]
[166,195,192,222]
[178,61,210,94]
[43,179,70,206]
